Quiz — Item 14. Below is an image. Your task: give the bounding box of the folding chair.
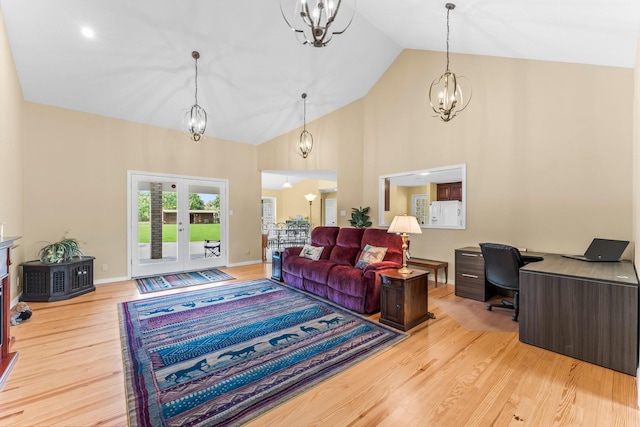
[204,240,221,258]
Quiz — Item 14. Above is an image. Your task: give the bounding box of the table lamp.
[387,214,422,274]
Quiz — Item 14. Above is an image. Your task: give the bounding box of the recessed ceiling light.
[81,27,95,38]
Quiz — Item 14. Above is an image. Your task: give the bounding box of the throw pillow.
[355,244,388,269]
[300,244,323,261]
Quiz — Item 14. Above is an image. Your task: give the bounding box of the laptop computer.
[562,238,629,262]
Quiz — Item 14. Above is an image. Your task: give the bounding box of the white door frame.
[127,170,229,278]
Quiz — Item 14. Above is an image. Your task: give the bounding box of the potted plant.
[38,237,84,263]
[349,206,372,228]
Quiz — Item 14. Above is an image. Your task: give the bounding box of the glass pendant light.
[297,93,313,159]
[428,3,471,122]
[183,51,208,142]
[280,0,356,47]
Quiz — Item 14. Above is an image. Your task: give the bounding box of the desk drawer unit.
[454,249,488,301]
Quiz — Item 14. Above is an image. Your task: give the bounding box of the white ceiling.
[2,0,639,148]
[262,169,337,190]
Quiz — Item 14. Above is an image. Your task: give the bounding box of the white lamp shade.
[304,193,317,202]
[388,215,422,234]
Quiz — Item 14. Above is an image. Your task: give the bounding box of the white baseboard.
[11,294,22,308]
[226,259,263,267]
[94,276,130,285]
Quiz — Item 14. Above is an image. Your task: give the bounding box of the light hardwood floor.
[0,263,638,426]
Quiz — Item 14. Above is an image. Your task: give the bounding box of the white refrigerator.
[429,200,462,226]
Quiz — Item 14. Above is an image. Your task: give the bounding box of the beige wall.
[262,49,634,273]
[0,10,24,301]
[22,103,262,282]
[634,38,640,267]
[633,35,640,383]
[258,100,365,228]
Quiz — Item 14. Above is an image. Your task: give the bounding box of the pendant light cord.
[302,93,308,131]
[445,7,451,73]
[194,55,199,106]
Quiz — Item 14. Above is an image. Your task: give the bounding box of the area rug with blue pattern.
[134,268,235,294]
[119,278,406,426]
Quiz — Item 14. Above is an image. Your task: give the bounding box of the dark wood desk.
[519,254,638,376]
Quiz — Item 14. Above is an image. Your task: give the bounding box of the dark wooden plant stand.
[21,257,95,302]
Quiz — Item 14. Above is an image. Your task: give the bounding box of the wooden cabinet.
[22,257,95,302]
[380,270,434,331]
[1,237,20,389]
[454,247,491,301]
[437,181,462,201]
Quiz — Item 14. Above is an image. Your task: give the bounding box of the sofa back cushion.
[360,228,404,265]
[329,228,365,266]
[310,226,340,260]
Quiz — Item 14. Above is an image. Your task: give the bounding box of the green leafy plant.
[349,206,372,228]
[39,237,84,263]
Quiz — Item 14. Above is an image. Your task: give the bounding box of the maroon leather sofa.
[281,226,404,313]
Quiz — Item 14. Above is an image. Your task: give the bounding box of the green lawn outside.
[138,223,220,243]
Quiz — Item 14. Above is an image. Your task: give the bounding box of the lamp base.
[397,266,413,275]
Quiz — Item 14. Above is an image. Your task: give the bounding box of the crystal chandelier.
[280,0,356,47]
[183,51,207,142]
[297,93,313,159]
[428,3,471,122]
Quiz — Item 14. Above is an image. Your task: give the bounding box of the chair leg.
[486,300,514,311]
[486,297,519,322]
[512,291,519,322]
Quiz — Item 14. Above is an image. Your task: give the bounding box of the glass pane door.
[131,175,182,278]
[183,179,226,272]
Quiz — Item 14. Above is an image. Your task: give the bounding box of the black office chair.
[479,243,543,322]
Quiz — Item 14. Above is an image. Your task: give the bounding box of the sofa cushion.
[300,244,323,260]
[361,228,403,265]
[301,259,336,284]
[327,265,365,297]
[284,256,324,277]
[355,244,388,269]
[310,226,340,260]
[329,228,365,266]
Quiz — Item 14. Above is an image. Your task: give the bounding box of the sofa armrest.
[281,246,303,267]
[362,260,401,273]
[282,246,303,258]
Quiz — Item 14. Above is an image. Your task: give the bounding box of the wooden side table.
[379,269,435,331]
[406,257,448,287]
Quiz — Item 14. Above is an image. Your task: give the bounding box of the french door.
[129,171,228,278]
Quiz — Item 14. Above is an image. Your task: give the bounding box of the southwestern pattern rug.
[119,279,406,427]
[134,269,235,294]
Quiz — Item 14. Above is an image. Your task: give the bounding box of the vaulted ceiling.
[2,0,639,146]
